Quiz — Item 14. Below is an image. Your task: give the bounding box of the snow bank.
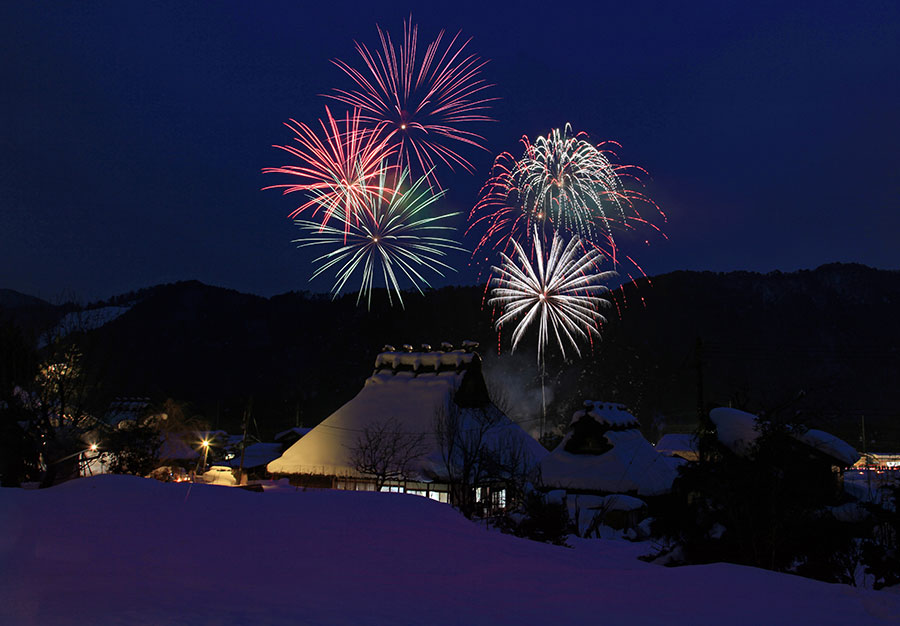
[1,475,897,625]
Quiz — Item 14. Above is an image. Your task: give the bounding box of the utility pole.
[237,397,252,486]
[861,414,871,499]
[695,336,714,463]
[695,337,704,422]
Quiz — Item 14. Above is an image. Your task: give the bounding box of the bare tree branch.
[349,417,426,491]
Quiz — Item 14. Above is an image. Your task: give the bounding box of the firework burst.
[263,106,396,231]
[294,167,464,309]
[468,123,664,280]
[489,227,616,363]
[328,17,495,187]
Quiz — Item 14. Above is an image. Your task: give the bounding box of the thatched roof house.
[267,344,546,491]
[541,402,681,497]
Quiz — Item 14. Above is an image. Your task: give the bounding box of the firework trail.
[327,17,495,187]
[263,106,396,233]
[468,124,664,285]
[488,227,616,363]
[294,166,464,309]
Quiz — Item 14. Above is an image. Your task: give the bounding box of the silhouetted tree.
[435,403,534,518]
[104,421,162,476]
[349,417,426,491]
[653,419,859,584]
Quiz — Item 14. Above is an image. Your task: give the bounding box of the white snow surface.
[201,466,237,486]
[2,475,898,625]
[541,429,680,496]
[709,407,761,455]
[571,401,639,428]
[268,369,545,478]
[796,429,860,466]
[223,443,283,469]
[39,306,130,347]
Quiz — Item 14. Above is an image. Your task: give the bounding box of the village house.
[540,401,683,536]
[267,342,547,511]
[708,406,860,500]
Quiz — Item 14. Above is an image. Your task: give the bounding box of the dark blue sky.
[2,1,898,302]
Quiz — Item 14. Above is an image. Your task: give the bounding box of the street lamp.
[199,439,210,475]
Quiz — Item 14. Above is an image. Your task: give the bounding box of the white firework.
[489,227,616,362]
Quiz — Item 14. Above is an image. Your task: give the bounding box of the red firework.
[263,106,397,230]
[327,17,495,187]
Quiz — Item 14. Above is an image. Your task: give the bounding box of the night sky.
[2,1,898,302]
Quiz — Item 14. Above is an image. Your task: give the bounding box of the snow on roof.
[576,493,647,512]
[274,427,313,441]
[268,350,545,478]
[709,407,859,464]
[224,443,283,469]
[571,401,639,428]
[374,349,475,374]
[795,429,860,466]
[655,433,698,455]
[541,428,680,496]
[709,407,760,455]
[105,397,151,426]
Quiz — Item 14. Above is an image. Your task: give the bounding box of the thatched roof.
[267,346,545,479]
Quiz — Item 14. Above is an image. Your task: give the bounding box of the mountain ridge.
[2,263,898,448]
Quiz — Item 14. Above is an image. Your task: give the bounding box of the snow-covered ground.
[2,475,899,625]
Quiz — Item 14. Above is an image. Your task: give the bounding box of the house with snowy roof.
[273,426,312,449]
[540,402,682,535]
[267,342,547,508]
[223,442,284,480]
[708,407,859,466]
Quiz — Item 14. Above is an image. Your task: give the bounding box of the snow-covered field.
[2,476,898,625]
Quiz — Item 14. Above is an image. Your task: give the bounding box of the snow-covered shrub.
[498,491,570,546]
